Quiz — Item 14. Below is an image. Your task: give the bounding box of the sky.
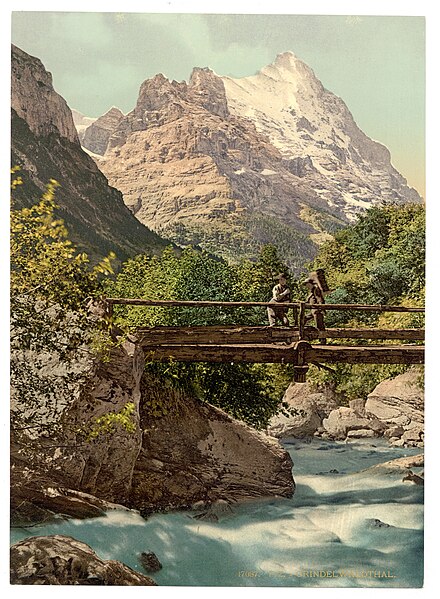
[10,10,425,198]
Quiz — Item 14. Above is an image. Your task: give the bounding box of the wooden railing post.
[103,298,113,326]
[292,304,299,327]
[298,302,306,340]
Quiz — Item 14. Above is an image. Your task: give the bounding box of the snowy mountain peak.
[273,50,300,69]
[77,50,421,270]
[256,51,318,87]
[221,52,421,218]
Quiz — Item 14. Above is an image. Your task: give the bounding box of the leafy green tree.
[307,203,425,399]
[11,178,114,307]
[344,206,391,260]
[10,175,117,439]
[106,244,296,428]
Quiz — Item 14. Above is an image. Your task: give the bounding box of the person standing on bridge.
[267,273,291,326]
[303,270,327,344]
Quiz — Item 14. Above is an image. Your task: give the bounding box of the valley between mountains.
[74,51,421,270]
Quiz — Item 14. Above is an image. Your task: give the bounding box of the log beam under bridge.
[141,342,424,365]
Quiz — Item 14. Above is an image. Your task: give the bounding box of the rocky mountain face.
[79,52,422,271]
[82,106,124,155]
[12,45,79,145]
[71,109,96,144]
[11,44,170,265]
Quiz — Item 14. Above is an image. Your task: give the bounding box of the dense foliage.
[11,177,115,307]
[307,203,425,398]
[105,244,301,428]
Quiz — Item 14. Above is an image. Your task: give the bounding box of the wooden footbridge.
[105,298,424,382]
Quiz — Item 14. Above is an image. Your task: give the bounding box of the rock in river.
[268,382,338,438]
[365,368,424,446]
[10,535,156,585]
[139,551,162,573]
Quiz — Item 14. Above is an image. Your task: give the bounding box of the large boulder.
[10,458,135,526]
[52,336,145,504]
[11,308,147,523]
[267,382,338,438]
[10,535,156,585]
[365,368,424,446]
[322,406,386,440]
[362,453,424,477]
[130,376,294,513]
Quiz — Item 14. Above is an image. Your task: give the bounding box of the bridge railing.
[105,298,425,311]
[104,298,424,343]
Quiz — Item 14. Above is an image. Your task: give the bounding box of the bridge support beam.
[134,325,424,346]
[292,340,311,383]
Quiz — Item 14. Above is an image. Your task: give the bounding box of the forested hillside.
[307,203,425,397]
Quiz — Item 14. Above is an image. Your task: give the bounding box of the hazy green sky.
[11,12,425,197]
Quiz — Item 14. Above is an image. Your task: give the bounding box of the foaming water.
[11,439,423,587]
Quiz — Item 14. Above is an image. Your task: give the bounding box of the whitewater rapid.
[11,439,424,587]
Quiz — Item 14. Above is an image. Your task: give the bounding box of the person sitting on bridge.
[303,270,327,344]
[267,273,291,326]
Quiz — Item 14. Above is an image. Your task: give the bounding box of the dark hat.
[277,272,288,280]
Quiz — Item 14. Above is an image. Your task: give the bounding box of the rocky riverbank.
[11,331,294,528]
[268,368,424,448]
[10,438,424,587]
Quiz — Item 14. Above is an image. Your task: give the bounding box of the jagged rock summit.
[12,44,79,144]
[11,44,169,264]
[71,109,96,143]
[78,51,422,269]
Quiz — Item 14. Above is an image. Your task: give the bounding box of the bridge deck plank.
[135,326,424,345]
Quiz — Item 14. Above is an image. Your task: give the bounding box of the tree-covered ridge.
[160,212,319,275]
